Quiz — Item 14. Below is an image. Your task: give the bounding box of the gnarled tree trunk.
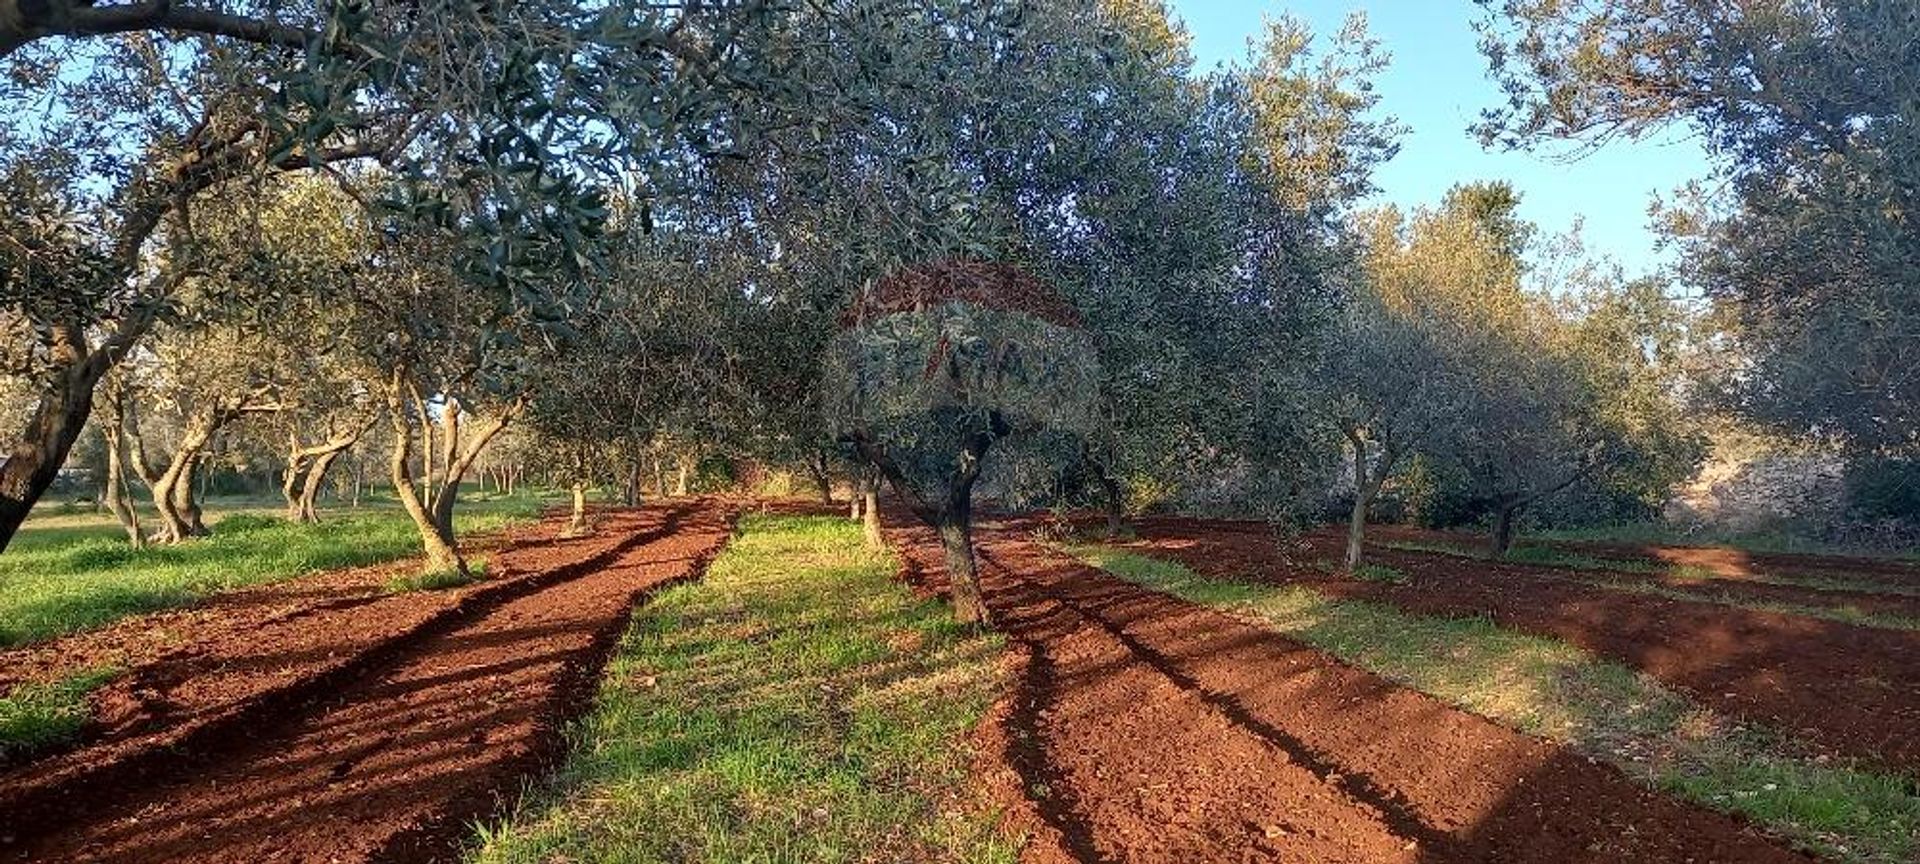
[384,374,463,574]
[298,448,345,522]
[1488,503,1521,558]
[851,422,1002,625]
[0,323,119,553]
[279,425,367,524]
[622,457,642,507]
[426,395,525,540]
[148,414,217,543]
[98,392,143,549]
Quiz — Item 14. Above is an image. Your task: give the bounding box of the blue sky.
[1166,0,1711,276]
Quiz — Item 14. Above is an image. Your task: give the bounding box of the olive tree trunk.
[148,415,217,543]
[564,482,590,536]
[0,323,123,552]
[806,451,834,504]
[384,379,463,574]
[1342,430,1398,574]
[862,486,883,549]
[933,488,988,625]
[425,396,524,540]
[298,448,345,522]
[851,424,1000,626]
[280,423,365,524]
[98,398,144,549]
[1488,504,1521,558]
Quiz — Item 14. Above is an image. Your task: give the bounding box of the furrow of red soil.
[1367,526,1920,620]
[0,500,737,864]
[892,518,1810,863]
[1124,516,1920,776]
[1496,529,1920,586]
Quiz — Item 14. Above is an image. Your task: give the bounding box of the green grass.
[0,667,122,757]
[0,495,542,647]
[384,560,488,594]
[1352,562,1409,585]
[1064,544,1920,864]
[469,514,1017,864]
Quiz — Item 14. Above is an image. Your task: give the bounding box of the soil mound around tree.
[889,516,1810,863]
[0,500,737,863]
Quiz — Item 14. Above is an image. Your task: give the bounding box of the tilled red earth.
[1433,527,1920,587]
[1367,526,1920,620]
[891,517,1811,864]
[0,500,736,863]
[1123,517,1920,776]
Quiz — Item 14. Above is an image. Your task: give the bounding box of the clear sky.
[1165,0,1711,277]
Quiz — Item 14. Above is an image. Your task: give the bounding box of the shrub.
[1844,458,1920,522]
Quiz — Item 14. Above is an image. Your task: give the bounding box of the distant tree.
[1475,0,1920,457]
[1356,184,1701,556]
[1322,205,1482,572]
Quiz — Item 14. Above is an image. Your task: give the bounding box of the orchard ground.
[0,497,1911,863]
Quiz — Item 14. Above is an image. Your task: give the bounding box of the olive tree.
[1476,0,1920,457]
[0,0,901,551]
[826,261,1102,624]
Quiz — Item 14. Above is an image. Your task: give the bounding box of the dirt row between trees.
[1367,527,1920,619]
[1121,517,1920,777]
[890,517,1810,863]
[0,500,738,863]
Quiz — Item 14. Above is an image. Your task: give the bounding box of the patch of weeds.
[385,560,487,593]
[469,515,1018,864]
[0,667,122,757]
[1352,563,1408,585]
[1067,545,1920,864]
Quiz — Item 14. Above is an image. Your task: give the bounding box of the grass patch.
[1064,544,1920,864]
[0,667,122,757]
[383,560,487,594]
[469,514,1017,864]
[0,496,542,647]
[1353,563,1409,585]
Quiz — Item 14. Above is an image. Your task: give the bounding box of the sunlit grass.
[469,514,1017,864]
[1065,544,1920,864]
[384,560,489,594]
[0,494,542,647]
[0,666,121,757]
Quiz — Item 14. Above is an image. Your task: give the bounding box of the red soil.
[1375,523,1920,582]
[1356,527,1920,623]
[1126,516,1920,776]
[891,516,1812,864]
[0,500,737,863]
